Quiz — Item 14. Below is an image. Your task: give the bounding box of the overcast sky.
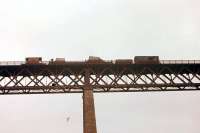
[0,0,200,133]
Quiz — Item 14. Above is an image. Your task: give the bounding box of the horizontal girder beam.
[0,64,200,95]
[0,64,200,76]
[0,84,200,95]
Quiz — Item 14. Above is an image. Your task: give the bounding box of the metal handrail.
[159,60,200,64]
[0,60,200,65]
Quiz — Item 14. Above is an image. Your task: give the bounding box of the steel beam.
[0,64,200,94]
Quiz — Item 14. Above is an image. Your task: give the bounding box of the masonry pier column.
[83,69,97,133]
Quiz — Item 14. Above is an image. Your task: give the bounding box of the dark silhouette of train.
[134,56,159,64]
[24,56,160,65]
[25,57,42,64]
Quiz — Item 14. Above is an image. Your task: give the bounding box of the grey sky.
[0,0,200,133]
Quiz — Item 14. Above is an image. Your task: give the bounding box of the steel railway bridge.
[1,59,200,133]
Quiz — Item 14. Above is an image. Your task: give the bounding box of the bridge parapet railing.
[0,61,25,65]
[0,60,200,65]
[160,60,200,64]
[0,61,49,65]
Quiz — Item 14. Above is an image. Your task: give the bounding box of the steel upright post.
[83,69,97,133]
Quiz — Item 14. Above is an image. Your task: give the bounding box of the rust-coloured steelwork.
[0,63,200,94]
[1,58,200,133]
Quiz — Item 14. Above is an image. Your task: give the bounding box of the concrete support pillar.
[83,69,97,133]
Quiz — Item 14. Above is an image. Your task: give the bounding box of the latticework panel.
[0,64,200,94]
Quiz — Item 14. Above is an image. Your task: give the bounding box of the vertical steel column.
[83,69,97,133]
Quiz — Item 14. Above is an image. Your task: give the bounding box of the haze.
[0,0,200,133]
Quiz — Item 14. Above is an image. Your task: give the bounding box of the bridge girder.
[0,64,200,95]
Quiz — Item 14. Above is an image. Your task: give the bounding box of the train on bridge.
[25,56,160,65]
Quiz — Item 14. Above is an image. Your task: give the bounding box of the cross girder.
[0,64,200,95]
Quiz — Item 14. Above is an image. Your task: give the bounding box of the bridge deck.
[0,63,199,76]
[0,61,200,95]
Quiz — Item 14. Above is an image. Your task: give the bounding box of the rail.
[160,60,200,64]
[0,60,200,66]
[0,61,48,65]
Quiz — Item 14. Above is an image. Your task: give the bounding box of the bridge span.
[1,59,200,133]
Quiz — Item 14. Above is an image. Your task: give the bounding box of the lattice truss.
[0,66,200,94]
